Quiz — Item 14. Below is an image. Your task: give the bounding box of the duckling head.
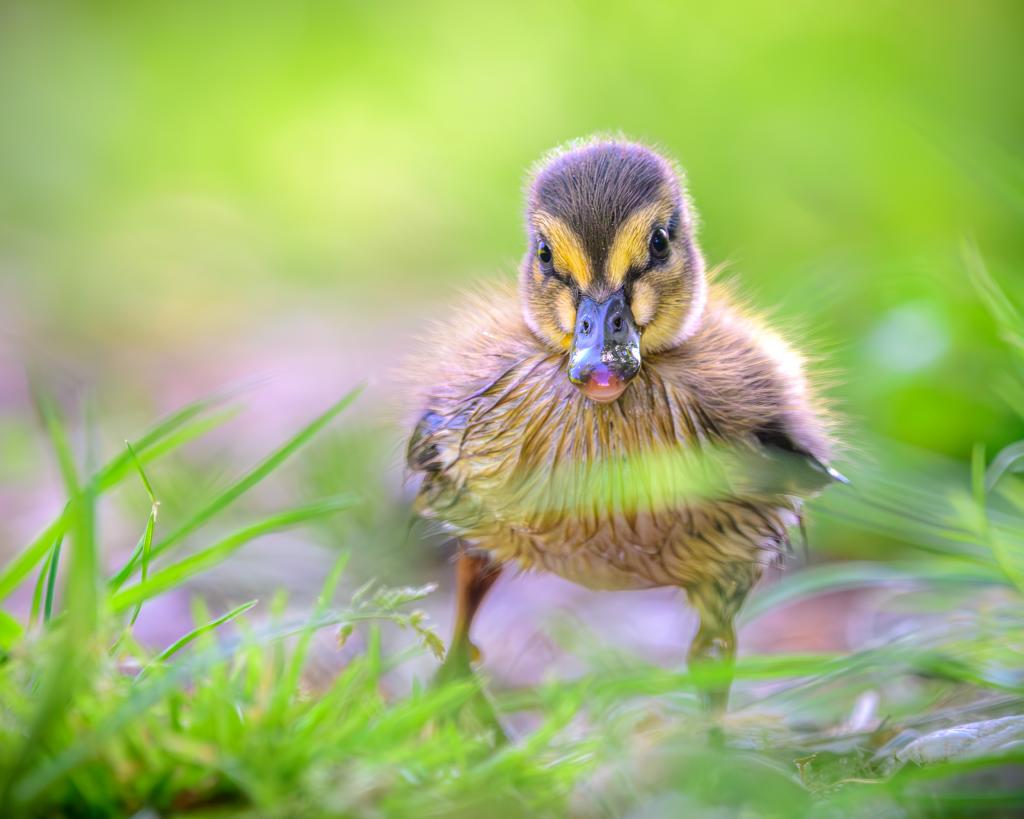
[520,138,706,403]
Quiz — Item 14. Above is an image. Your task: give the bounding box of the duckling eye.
[649,227,670,261]
[537,241,553,270]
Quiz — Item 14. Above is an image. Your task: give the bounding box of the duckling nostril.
[611,315,624,334]
[581,319,592,336]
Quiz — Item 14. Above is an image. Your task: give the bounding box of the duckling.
[406,138,843,711]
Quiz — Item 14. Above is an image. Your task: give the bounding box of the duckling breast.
[411,351,798,591]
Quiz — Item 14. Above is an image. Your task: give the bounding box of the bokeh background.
[1,0,1022,686]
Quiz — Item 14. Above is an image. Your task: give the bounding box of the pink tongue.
[581,366,626,402]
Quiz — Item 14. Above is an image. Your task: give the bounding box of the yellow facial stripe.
[630,279,657,326]
[554,287,577,336]
[605,201,674,288]
[532,211,592,288]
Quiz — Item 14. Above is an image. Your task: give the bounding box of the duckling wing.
[661,284,845,498]
[406,408,470,475]
[407,410,448,473]
[401,281,559,528]
[750,419,849,495]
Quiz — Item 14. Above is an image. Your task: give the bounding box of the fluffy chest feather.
[410,351,796,590]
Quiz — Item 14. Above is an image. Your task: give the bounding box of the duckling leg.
[686,569,758,715]
[436,548,502,683]
[433,549,507,741]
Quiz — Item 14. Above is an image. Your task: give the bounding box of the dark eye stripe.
[546,270,581,304]
[625,265,645,284]
[551,270,577,292]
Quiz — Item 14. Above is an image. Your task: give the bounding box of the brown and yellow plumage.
[405,137,843,710]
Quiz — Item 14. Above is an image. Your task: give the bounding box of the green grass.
[1,277,1023,818]
[1,3,1023,814]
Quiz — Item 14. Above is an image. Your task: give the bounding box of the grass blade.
[42,536,63,622]
[14,607,380,801]
[740,560,1006,626]
[123,442,160,627]
[125,513,157,627]
[0,608,23,650]
[109,495,359,612]
[0,514,65,604]
[0,396,99,806]
[964,241,1024,359]
[93,394,235,491]
[0,397,236,602]
[110,386,363,589]
[138,599,258,679]
[272,552,350,720]
[34,391,79,494]
[29,533,60,625]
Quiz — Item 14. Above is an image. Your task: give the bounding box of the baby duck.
[406,138,843,711]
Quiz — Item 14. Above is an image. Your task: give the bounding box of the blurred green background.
[1,0,1023,585]
[2,3,1024,815]
[1,0,1021,443]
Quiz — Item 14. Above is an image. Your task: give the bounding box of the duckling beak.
[568,290,641,403]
